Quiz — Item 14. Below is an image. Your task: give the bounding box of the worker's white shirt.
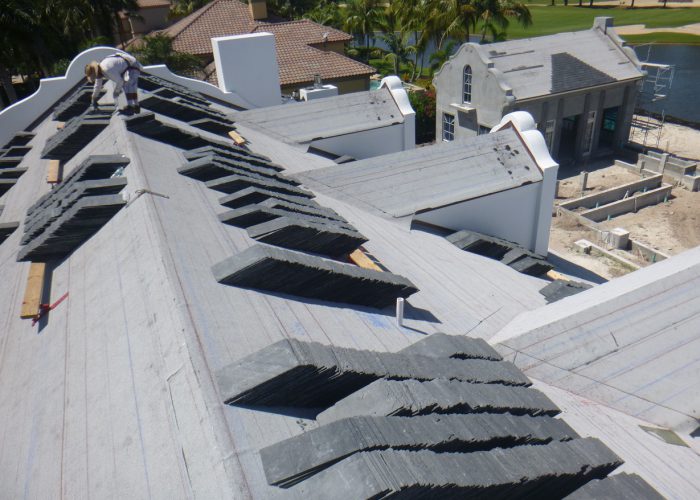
[91,53,143,101]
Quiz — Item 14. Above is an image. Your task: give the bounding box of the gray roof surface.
[234,87,403,145]
[493,245,700,434]
[300,128,543,218]
[479,28,643,100]
[0,70,696,499]
[0,85,553,498]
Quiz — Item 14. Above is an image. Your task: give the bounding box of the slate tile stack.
[125,112,225,149]
[17,155,129,261]
[215,336,529,407]
[136,73,236,136]
[564,473,664,499]
[41,109,112,161]
[448,229,553,276]
[171,137,418,307]
[0,132,35,195]
[261,413,579,487]
[0,206,19,245]
[539,279,592,303]
[216,333,661,498]
[52,84,104,121]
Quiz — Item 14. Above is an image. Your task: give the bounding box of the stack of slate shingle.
[17,155,129,261]
[448,229,553,276]
[137,73,236,135]
[213,333,660,498]
[539,279,592,303]
[52,84,104,121]
[0,205,19,245]
[172,138,418,307]
[0,132,35,195]
[125,112,220,149]
[41,109,112,161]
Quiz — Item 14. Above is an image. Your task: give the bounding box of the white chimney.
[211,32,281,108]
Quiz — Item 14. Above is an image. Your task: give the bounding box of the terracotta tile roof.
[160,0,256,55]
[158,0,373,87]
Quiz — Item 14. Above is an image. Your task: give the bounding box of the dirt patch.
[550,162,700,280]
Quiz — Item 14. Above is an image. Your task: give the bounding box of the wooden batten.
[47,160,62,184]
[20,262,46,319]
[349,248,383,272]
[228,130,247,146]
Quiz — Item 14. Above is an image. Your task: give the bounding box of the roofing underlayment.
[235,87,404,145]
[472,25,644,100]
[0,62,698,498]
[300,128,543,218]
[493,244,700,434]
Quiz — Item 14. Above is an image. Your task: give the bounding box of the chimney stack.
[249,0,267,20]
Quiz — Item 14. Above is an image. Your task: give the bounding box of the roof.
[250,21,372,86]
[0,55,695,498]
[300,128,543,218]
[493,244,700,433]
[234,87,403,144]
[162,0,256,54]
[465,24,644,100]
[158,0,371,87]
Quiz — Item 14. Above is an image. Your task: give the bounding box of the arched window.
[463,65,472,103]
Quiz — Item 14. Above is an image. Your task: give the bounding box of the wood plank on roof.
[20,262,46,319]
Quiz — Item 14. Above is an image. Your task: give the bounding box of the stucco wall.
[433,44,512,141]
[310,123,407,160]
[414,183,545,252]
[282,75,370,96]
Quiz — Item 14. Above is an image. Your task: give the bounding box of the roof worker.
[85,52,144,116]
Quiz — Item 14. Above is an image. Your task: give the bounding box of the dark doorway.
[558,114,579,164]
[599,106,618,148]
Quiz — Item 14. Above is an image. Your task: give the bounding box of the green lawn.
[621,32,700,44]
[505,5,700,40]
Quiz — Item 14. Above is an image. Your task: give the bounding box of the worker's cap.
[84,61,100,83]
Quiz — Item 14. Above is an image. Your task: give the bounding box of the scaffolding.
[630,46,675,150]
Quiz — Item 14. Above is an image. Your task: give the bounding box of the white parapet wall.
[0,46,254,147]
[212,33,281,109]
[380,76,415,152]
[416,112,558,255]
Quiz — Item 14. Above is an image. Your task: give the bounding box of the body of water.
[634,44,700,124]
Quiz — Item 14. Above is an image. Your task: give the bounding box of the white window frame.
[442,113,455,142]
[463,66,472,103]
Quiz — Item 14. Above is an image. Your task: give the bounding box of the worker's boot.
[133,104,141,114]
[118,106,134,116]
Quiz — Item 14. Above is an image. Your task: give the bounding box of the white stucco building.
[433,17,645,166]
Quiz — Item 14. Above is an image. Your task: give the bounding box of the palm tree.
[377,4,414,76]
[473,0,532,43]
[343,0,383,53]
[133,34,204,75]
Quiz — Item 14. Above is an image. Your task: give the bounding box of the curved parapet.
[0,46,120,147]
[492,111,558,255]
[0,46,252,146]
[380,75,415,150]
